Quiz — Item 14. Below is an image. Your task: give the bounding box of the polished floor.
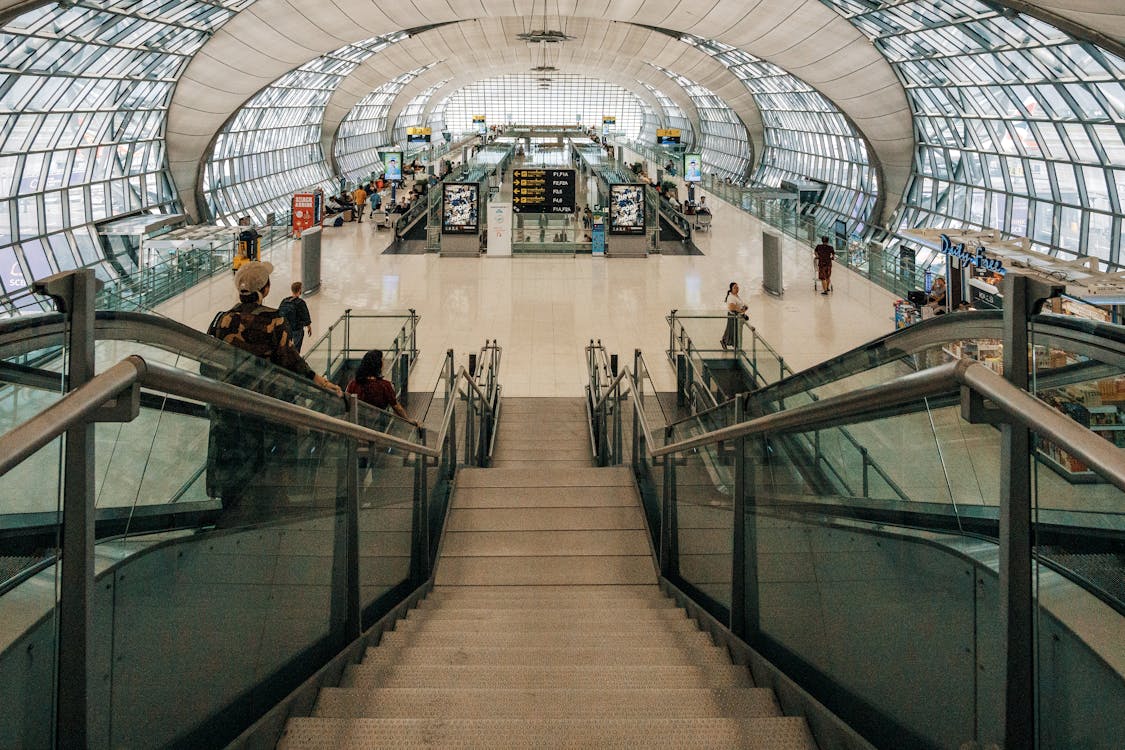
[155,185,900,397]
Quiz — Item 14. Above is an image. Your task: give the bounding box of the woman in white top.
[721,282,749,350]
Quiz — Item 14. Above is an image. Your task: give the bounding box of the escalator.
[596,306,1125,749]
[0,301,498,748]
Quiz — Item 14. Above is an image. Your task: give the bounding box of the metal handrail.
[0,355,490,479]
[639,359,1125,492]
[592,368,630,412]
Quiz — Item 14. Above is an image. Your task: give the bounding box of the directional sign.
[512,168,576,214]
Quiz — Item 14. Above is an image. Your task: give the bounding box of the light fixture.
[529,40,560,74]
[516,0,575,43]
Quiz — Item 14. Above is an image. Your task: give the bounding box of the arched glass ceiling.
[641,83,695,147]
[335,66,435,181]
[202,33,407,224]
[438,74,651,138]
[391,79,450,143]
[825,0,1125,267]
[649,66,752,183]
[680,35,878,233]
[0,0,250,305]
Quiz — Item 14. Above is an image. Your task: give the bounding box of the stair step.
[394,617,698,634]
[456,467,632,488]
[491,447,592,460]
[361,645,735,667]
[378,629,716,650]
[280,716,815,749]
[429,584,663,598]
[446,507,644,532]
[340,664,751,689]
[407,607,685,622]
[310,687,781,719]
[434,555,655,586]
[450,486,635,508]
[489,459,594,470]
[441,530,650,556]
[417,598,676,610]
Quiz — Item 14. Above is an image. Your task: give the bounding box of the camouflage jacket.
[208,302,315,380]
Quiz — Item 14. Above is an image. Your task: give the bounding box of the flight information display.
[512,169,576,214]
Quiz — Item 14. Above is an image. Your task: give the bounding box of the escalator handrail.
[644,358,1125,494]
[0,354,477,479]
[748,311,1125,409]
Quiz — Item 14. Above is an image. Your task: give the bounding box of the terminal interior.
[0,1,1124,749]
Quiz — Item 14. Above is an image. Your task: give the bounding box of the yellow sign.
[406,126,432,136]
[656,128,681,138]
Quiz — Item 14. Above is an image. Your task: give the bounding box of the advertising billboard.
[383,151,403,181]
[442,182,479,234]
[472,115,486,134]
[601,116,616,137]
[683,153,702,183]
[609,184,645,235]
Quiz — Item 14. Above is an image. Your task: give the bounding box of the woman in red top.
[345,349,419,427]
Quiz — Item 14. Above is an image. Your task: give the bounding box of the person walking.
[277,281,313,352]
[814,236,835,295]
[720,282,748,350]
[369,188,382,218]
[352,183,368,222]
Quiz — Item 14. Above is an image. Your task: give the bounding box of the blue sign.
[592,219,605,256]
[940,234,1006,276]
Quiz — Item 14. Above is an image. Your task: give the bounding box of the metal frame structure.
[591,274,1121,749]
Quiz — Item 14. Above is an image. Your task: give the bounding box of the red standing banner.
[291,191,321,237]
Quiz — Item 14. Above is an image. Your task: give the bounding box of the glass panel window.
[822,0,1125,266]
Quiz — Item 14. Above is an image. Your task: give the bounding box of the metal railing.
[665,309,911,503]
[0,269,500,747]
[598,275,1124,749]
[303,309,419,392]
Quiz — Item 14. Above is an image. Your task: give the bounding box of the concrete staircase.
[279,398,817,748]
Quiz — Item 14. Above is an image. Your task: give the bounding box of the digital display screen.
[683,154,702,183]
[609,184,645,235]
[512,169,576,214]
[383,152,402,182]
[442,183,479,234]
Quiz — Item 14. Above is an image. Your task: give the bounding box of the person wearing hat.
[209,261,342,396]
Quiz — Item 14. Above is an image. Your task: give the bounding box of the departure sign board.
[512,169,576,214]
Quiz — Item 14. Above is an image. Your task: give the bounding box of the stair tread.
[311,687,781,719]
[445,507,645,531]
[448,487,637,508]
[279,717,817,749]
[362,645,736,666]
[434,555,656,586]
[456,467,633,488]
[407,607,684,620]
[378,630,716,648]
[340,664,751,689]
[394,618,698,633]
[441,530,651,556]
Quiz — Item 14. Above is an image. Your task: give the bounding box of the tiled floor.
[155,186,899,397]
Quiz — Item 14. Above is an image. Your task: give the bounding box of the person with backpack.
[277,281,313,352]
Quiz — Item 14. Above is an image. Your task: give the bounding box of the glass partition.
[1030,426,1125,750]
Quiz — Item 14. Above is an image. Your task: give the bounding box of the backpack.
[276,296,300,332]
